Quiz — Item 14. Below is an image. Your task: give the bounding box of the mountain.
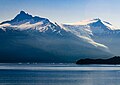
[63,18,120,55]
[0,12,112,63]
[0,11,62,34]
[63,18,118,37]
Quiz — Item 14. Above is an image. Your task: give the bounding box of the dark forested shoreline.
[76,56,120,64]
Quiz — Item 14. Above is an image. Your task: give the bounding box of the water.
[0,63,120,85]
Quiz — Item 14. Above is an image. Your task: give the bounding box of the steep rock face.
[0,12,112,63]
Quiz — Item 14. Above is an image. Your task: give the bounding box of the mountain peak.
[12,11,33,22]
[65,18,101,25]
[0,11,50,25]
[92,18,101,21]
[89,18,103,24]
[19,11,26,14]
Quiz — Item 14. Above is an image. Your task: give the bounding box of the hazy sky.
[0,0,120,27]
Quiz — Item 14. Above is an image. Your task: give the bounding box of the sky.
[0,0,120,27]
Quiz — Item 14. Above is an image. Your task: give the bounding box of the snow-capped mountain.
[63,18,119,36]
[0,11,64,35]
[0,11,112,63]
[63,18,120,55]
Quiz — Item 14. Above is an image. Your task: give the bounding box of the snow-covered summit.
[65,18,117,30]
[0,11,49,25]
[0,11,64,34]
[63,18,120,37]
[66,18,100,25]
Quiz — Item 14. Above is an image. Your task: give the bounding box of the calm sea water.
[0,63,120,85]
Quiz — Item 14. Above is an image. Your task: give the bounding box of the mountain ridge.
[0,11,50,25]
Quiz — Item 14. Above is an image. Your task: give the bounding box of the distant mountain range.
[0,11,117,63]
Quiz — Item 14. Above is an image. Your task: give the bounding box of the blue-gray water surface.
[0,63,120,85]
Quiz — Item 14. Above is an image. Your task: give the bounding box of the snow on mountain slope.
[66,18,117,30]
[0,11,112,63]
[1,12,109,51]
[62,24,109,51]
[62,24,92,38]
[0,11,109,50]
[0,11,64,35]
[102,21,116,30]
[66,18,100,25]
[63,18,120,55]
[63,18,120,37]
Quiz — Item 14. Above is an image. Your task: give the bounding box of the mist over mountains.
[0,11,116,63]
